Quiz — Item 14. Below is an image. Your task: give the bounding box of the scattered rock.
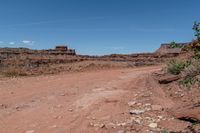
[15,106,20,111]
[159,119,191,132]
[136,103,142,106]
[117,122,126,127]
[56,104,62,108]
[51,125,57,128]
[158,116,163,119]
[106,123,116,129]
[128,101,136,107]
[0,104,7,109]
[151,105,163,111]
[60,93,66,96]
[133,119,141,124]
[117,130,125,133]
[145,117,152,121]
[99,124,105,128]
[54,115,63,119]
[94,123,105,128]
[129,109,145,115]
[145,103,151,106]
[158,75,180,84]
[145,107,151,111]
[68,108,73,112]
[148,123,157,128]
[25,130,35,133]
[142,94,150,97]
[170,103,200,123]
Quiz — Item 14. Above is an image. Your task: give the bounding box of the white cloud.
[111,47,124,50]
[9,42,15,45]
[21,40,35,46]
[0,41,3,44]
[22,40,31,44]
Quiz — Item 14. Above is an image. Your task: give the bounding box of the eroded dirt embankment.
[0,66,199,133]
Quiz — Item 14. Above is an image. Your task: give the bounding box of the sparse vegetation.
[167,59,186,75]
[161,129,168,133]
[1,70,28,77]
[169,41,183,48]
[180,76,198,88]
[193,21,200,41]
[166,22,200,87]
[182,59,200,78]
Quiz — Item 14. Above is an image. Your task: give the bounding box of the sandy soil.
[0,66,190,133]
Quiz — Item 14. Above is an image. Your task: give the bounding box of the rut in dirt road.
[0,66,166,133]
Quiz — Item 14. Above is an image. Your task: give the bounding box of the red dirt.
[0,66,198,133]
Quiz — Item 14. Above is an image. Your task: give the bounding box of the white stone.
[134,119,141,124]
[25,130,35,133]
[148,123,157,128]
[128,101,136,107]
[145,103,151,106]
[117,130,125,133]
[68,108,73,112]
[158,116,163,119]
[136,103,142,106]
[52,125,57,128]
[129,109,145,115]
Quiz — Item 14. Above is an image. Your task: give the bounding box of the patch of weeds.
[182,59,200,77]
[193,49,200,59]
[161,128,168,133]
[167,59,186,75]
[180,76,199,88]
[3,70,27,77]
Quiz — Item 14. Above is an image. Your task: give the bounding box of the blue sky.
[0,0,199,55]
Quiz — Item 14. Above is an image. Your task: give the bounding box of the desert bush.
[161,129,168,133]
[167,59,187,75]
[181,59,200,78]
[191,21,200,58]
[180,76,198,88]
[165,22,200,87]
[179,59,200,87]
[2,70,27,77]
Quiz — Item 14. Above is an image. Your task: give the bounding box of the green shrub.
[193,21,200,41]
[167,59,186,75]
[180,76,198,88]
[193,48,200,59]
[180,59,200,87]
[182,59,200,78]
[165,22,200,88]
[162,129,168,133]
[169,41,183,48]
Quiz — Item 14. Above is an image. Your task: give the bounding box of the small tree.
[169,41,177,48]
[192,21,200,41]
[191,22,200,59]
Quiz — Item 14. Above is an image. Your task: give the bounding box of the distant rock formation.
[155,43,189,55]
[0,45,76,57]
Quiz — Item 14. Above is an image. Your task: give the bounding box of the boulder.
[158,75,180,84]
[170,103,200,123]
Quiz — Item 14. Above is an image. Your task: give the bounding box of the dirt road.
[0,66,171,133]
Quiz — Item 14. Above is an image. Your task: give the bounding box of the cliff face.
[0,44,186,76]
[155,43,188,55]
[0,46,78,70]
[0,45,76,56]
